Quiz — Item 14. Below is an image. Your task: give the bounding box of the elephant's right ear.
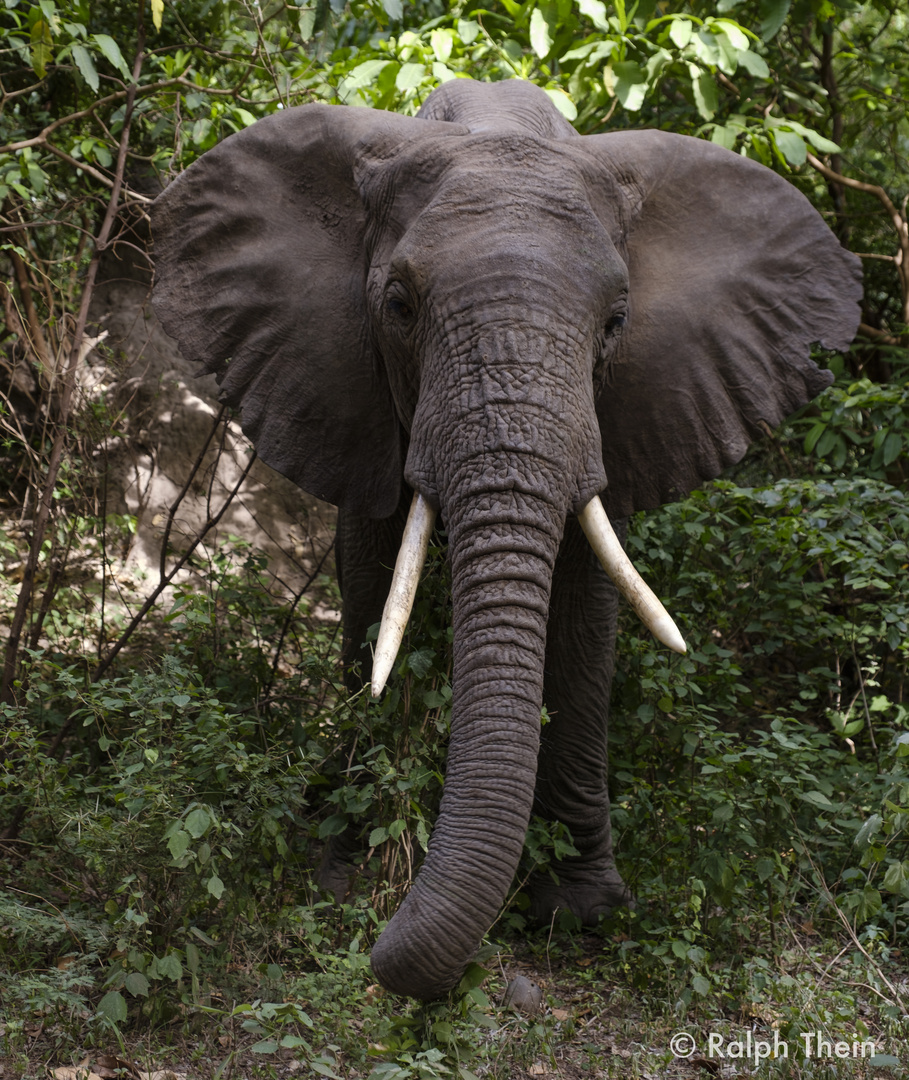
[151,105,453,519]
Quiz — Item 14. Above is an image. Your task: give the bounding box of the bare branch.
[807,151,909,330]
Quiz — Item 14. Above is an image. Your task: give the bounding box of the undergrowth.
[1,370,908,1076]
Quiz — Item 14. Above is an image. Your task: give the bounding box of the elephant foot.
[315,830,363,902]
[527,868,634,925]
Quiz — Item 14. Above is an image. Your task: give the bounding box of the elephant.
[150,77,862,1001]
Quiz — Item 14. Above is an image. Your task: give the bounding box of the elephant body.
[151,78,862,999]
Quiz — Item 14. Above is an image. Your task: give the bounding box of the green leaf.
[299,7,316,40]
[382,0,403,19]
[368,826,388,846]
[92,34,131,79]
[430,28,453,63]
[759,0,791,41]
[736,48,770,78]
[71,43,98,90]
[710,125,737,150]
[233,108,257,128]
[167,829,191,860]
[714,19,749,50]
[544,87,577,121]
[690,69,718,121]
[613,61,647,111]
[124,971,150,997]
[97,990,128,1023]
[669,18,693,49]
[185,807,211,838]
[804,421,827,452]
[157,952,183,980]
[882,431,902,466]
[151,0,164,31]
[882,859,908,894]
[30,19,53,79]
[318,814,348,838]
[691,974,711,994]
[800,790,836,810]
[853,884,882,922]
[406,647,434,678]
[310,1060,340,1076]
[773,129,807,166]
[251,1038,279,1054]
[755,857,775,882]
[395,62,424,92]
[432,62,457,84]
[870,1056,901,1068]
[578,0,610,31]
[206,873,225,899]
[185,942,200,974]
[529,8,553,59]
[458,19,480,45]
[458,961,492,992]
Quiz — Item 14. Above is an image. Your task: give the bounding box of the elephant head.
[150,78,862,999]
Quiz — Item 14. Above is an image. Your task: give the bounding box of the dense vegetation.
[1,0,907,1076]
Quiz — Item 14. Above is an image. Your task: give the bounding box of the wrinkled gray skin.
[151,79,862,1001]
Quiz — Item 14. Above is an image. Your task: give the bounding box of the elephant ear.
[151,105,460,519]
[579,131,863,518]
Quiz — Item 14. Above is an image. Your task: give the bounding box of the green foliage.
[801,375,909,486]
[0,650,321,1031]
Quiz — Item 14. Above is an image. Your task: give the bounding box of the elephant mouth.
[370,490,686,698]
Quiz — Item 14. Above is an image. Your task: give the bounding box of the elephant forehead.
[394,195,626,309]
[364,133,605,237]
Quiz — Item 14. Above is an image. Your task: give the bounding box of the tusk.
[578,496,687,655]
[371,493,437,697]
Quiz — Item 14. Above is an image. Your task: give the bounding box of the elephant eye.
[387,296,413,320]
[385,283,416,324]
[605,310,627,335]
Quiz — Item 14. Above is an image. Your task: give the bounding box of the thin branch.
[807,152,909,251]
[0,74,295,157]
[1,30,146,705]
[92,449,258,682]
[807,151,909,329]
[43,140,149,198]
[159,406,227,581]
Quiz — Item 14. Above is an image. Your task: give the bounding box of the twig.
[807,151,909,331]
[92,450,258,681]
[158,406,227,581]
[0,28,145,705]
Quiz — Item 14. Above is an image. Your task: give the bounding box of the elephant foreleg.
[317,488,411,896]
[530,515,634,924]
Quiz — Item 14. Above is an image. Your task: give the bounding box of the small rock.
[502,975,543,1016]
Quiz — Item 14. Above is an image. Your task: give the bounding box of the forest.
[1,0,907,1077]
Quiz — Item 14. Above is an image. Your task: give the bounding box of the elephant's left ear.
[151,105,460,519]
[577,131,863,518]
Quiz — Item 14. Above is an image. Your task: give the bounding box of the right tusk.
[371,493,437,698]
[578,496,687,655]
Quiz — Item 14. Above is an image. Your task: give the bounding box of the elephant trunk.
[369,474,566,999]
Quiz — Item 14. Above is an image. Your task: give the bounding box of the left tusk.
[578,495,687,655]
[371,493,437,697]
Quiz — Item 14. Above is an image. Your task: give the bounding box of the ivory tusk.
[371,493,437,697]
[578,496,687,655]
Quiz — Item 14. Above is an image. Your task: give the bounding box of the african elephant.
[150,78,862,1000]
